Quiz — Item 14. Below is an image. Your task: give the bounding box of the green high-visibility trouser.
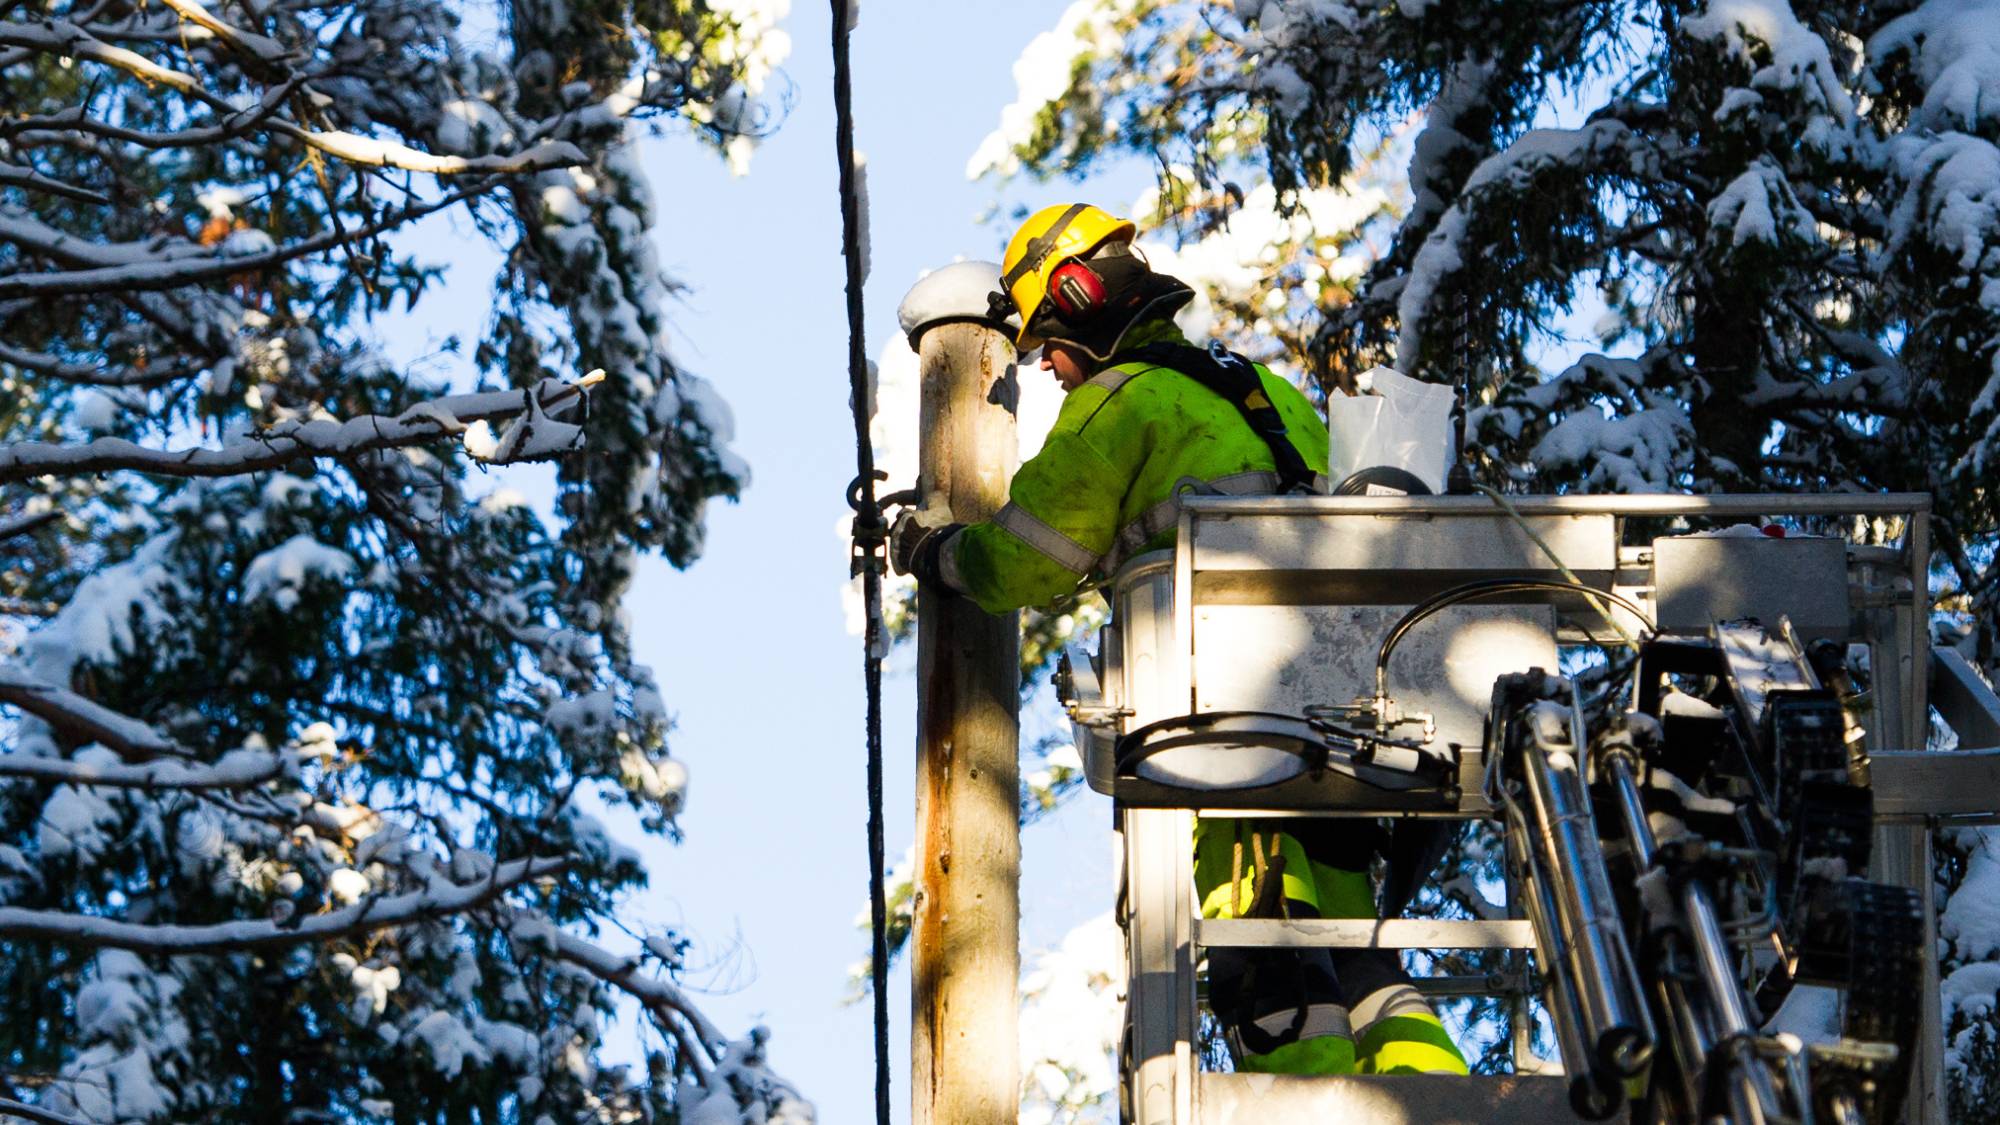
[1194,818,1469,1077]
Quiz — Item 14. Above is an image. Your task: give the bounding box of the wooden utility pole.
[908,306,1021,1124]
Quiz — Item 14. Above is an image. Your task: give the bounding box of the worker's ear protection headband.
[990,203,1140,328]
[1040,246,1146,329]
[989,250,1144,333]
[986,262,1114,328]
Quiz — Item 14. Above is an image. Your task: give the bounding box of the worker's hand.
[888,497,959,585]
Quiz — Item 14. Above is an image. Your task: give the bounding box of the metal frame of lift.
[1064,493,2000,1125]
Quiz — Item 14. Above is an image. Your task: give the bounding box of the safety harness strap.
[1112,342,1321,496]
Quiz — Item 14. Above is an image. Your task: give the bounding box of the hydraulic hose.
[1375,578,1657,707]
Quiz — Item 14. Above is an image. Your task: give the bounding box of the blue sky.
[622,5,1148,1118]
[385,3,1153,1121]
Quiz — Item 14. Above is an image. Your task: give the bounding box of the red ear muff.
[1046,260,1109,323]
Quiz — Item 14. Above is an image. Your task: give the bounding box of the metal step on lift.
[1058,493,2000,1125]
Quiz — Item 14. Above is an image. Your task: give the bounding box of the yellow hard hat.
[999,203,1137,348]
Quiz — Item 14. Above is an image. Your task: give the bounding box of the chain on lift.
[829,2,894,1123]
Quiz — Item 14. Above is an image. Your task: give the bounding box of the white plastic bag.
[1326,365,1455,494]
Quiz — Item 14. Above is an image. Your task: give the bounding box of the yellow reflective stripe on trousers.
[1239,1032,1357,1076]
[991,501,1100,574]
[1352,984,1468,1075]
[1357,1019,1468,1075]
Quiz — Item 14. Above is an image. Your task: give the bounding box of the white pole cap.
[897,260,1016,350]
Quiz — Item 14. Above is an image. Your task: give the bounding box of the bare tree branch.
[0,855,571,951]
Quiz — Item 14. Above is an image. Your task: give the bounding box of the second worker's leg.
[1335,948,1469,1075]
[1291,820,1470,1076]
[1193,818,1356,1075]
[1206,934,1354,1074]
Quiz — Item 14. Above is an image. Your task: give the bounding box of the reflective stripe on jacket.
[942,322,1331,614]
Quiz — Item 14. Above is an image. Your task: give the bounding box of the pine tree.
[980,0,2000,632]
[974,0,2000,1110]
[0,0,807,1119]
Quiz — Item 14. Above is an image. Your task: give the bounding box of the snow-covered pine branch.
[279,132,587,177]
[0,376,595,483]
[0,855,569,952]
[0,666,194,760]
[0,183,492,299]
[0,19,202,93]
[0,1097,88,1125]
[510,910,728,1080]
[1,10,586,179]
[0,745,284,789]
[148,0,294,67]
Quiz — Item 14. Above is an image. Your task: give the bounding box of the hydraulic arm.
[1489,619,1923,1124]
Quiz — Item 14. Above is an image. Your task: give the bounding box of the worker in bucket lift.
[888,202,1469,1079]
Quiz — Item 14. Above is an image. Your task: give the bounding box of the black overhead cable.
[829,1,893,1123]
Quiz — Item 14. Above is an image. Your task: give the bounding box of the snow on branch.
[0,376,596,484]
[1396,119,1634,372]
[0,509,60,543]
[0,855,570,952]
[0,19,199,93]
[0,184,488,298]
[0,1097,89,1125]
[151,0,291,67]
[521,914,815,1117]
[2,9,581,182]
[514,912,727,1082]
[3,81,298,152]
[0,749,283,789]
[0,210,214,270]
[0,161,107,205]
[0,340,194,387]
[0,666,192,760]
[278,131,586,177]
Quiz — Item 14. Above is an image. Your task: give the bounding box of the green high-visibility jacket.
[941,321,1330,614]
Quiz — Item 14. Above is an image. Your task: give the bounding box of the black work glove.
[888,506,963,589]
